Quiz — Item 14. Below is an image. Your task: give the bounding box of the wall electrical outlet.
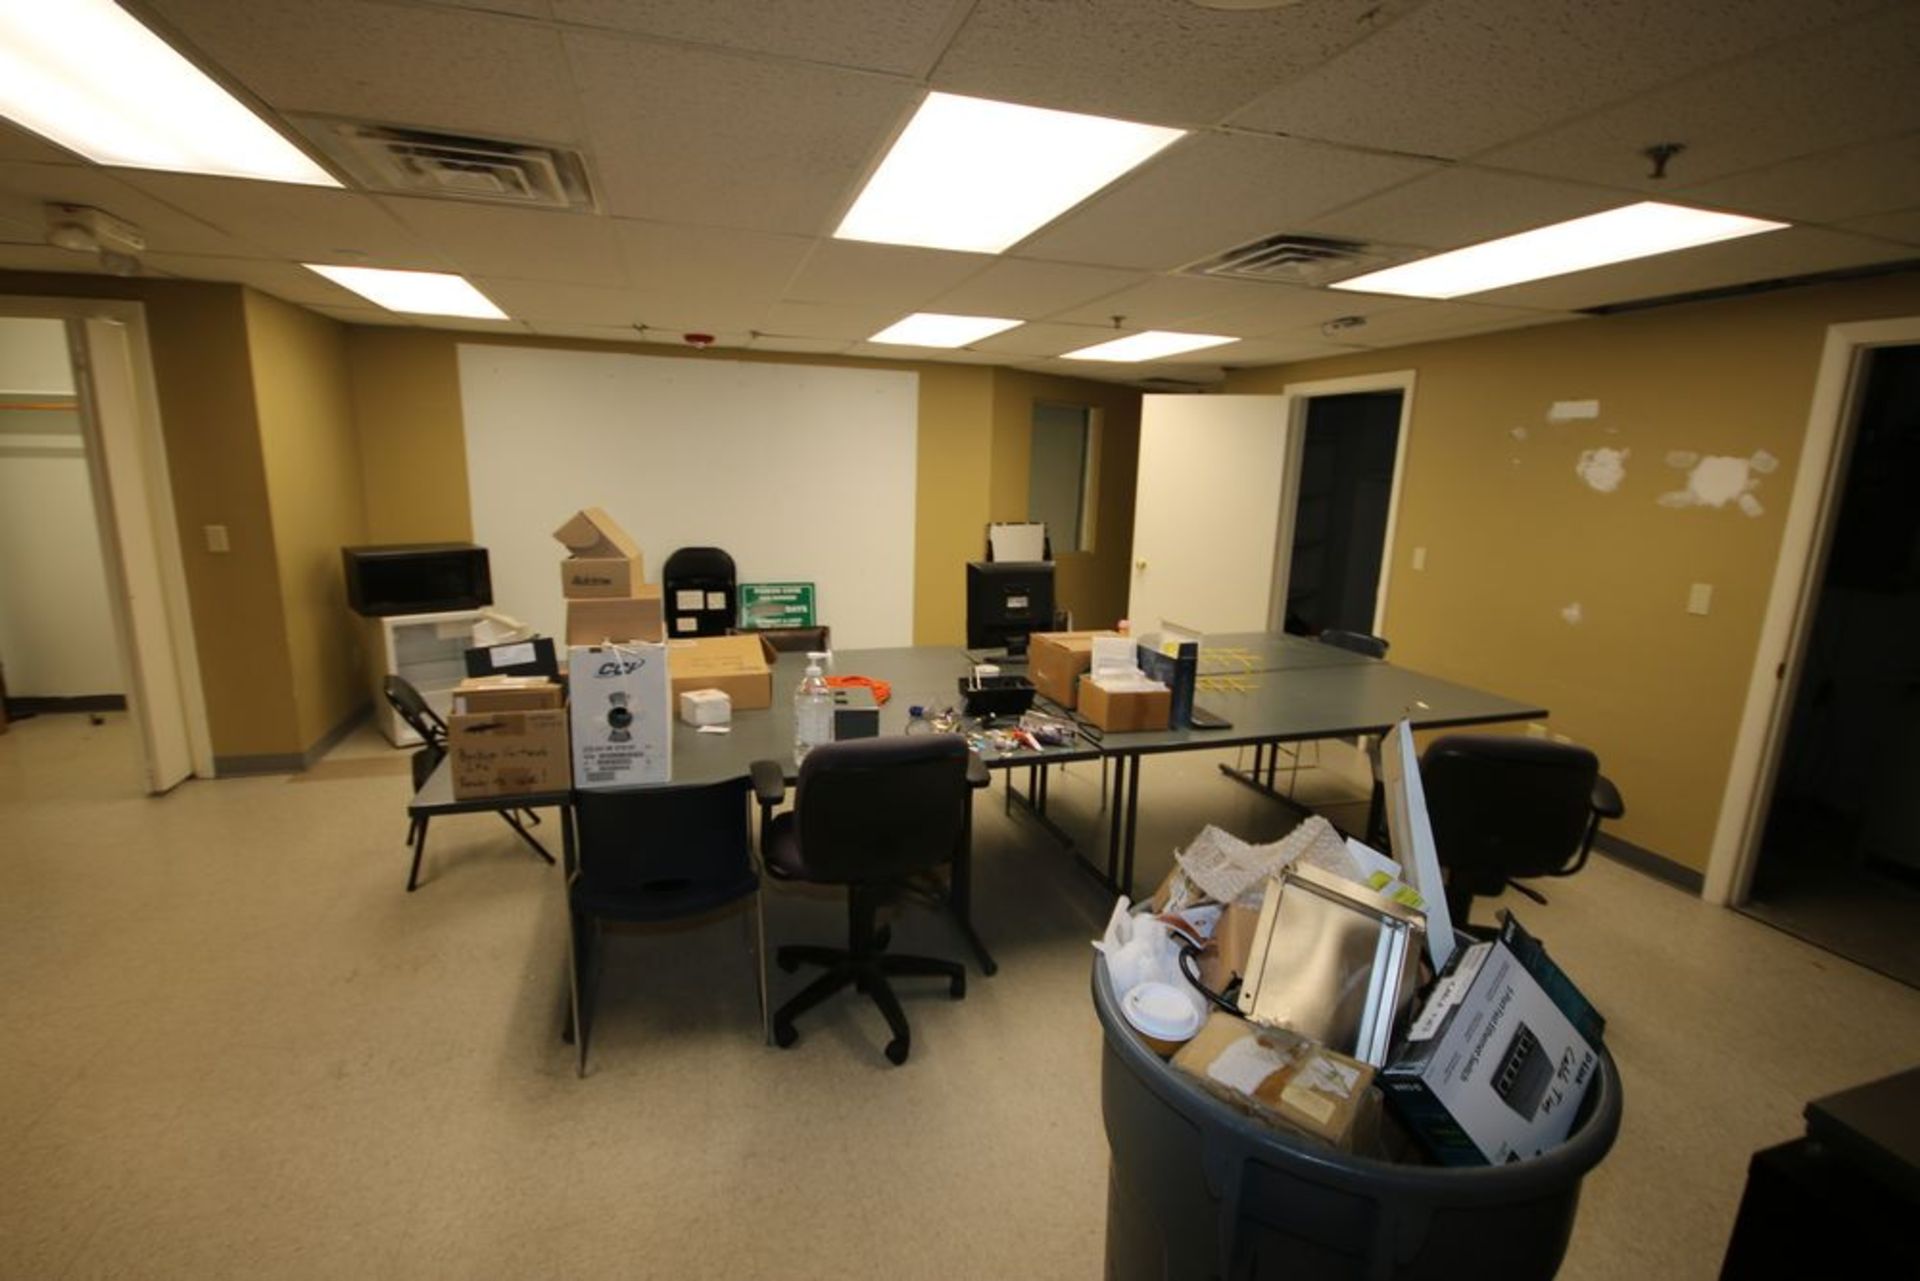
[1687,582,1713,616]
[203,524,230,553]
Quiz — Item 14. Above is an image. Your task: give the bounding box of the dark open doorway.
[1741,343,1920,988]
[1282,390,1403,637]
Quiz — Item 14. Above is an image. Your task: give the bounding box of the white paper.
[706,591,727,610]
[673,616,698,633]
[675,589,704,610]
[1406,942,1492,1042]
[1208,1034,1289,1095]
[489,641,536,668]
[1091,636,1137,677]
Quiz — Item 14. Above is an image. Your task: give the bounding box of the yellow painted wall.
[0,271,303,760]
[914,364,996,644]
[989,368,1142,630]
[244,292,368,749]
[1228,271,1920,871]
[345,329,471,544]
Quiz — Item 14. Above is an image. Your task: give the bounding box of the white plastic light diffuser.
[305,265,507,319]
[835,92,1184,254]
[1062,331,1237,362]
[0,0,338,186]
[1330,201,1788,299]
[868,312,1022,347]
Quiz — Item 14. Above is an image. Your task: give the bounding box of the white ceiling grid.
[0,0,1904,383]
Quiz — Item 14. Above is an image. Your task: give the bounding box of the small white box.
[679,688,731,727]
[568,643,671,789]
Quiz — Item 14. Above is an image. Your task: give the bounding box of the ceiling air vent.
[295,118,596,212]
[1184,232,1407,287]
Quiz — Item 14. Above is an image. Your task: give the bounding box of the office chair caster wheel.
[884,1037,910,1066]
[949,974,966,999]
[773,1020,798,1049]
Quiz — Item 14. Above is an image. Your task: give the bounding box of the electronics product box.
[447,709,571,800]
[666,634,775,711]
[465,636,558,679]
[1380,935,1601,1166]
[1172,1011,1377,1149]
[451,676,564,715]
[1027,631,1122,709]
[567,643,671,788]
[559,555,645,599]
[565,585,665,646]
[1077,675,1172,732]
[831,685,880,739]
[678,688,731,727]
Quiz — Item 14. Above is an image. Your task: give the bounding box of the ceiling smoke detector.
[293,118,597,211]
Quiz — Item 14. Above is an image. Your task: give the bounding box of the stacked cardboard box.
[553,507,663,645]
[1028,630,1123,709]
[446,675,569,800]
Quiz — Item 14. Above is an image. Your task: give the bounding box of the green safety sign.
[737,582,817,630]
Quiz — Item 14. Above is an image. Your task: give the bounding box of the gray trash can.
[1093,960,1622,1280]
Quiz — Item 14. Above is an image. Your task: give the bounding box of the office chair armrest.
[1591,774,1625,821]
[749,759,788,808]
[965,750,989,790]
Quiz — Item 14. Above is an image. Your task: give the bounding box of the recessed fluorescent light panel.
[0,0,338,186]
[835,92,1184,254]
[1331,201,1788,299]
[305,265,506,319]
[1063,331,1237,362]
[869,313,1022,347]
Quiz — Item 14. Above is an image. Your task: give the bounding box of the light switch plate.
[204,524,230,553]
[1687,583,1712,616]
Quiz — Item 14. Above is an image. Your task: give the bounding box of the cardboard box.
[452,676,564,714]
[666,634,775,711]
[1380,936,1600,1166]
[1198,901,1263,993]
[1078,675,1172,732]
[552,506,641,560]
[448,708,571,800]
[568,643,671,788]
[565,585,664,646]
[560,555,644,599]
[1172,1011,1377,1149]
[1028,630,1122,709]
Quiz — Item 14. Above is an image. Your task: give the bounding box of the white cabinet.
[370,609,488,747]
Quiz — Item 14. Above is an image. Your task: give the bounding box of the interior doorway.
[1279,390,1403,637]
[1739,343,1920,986]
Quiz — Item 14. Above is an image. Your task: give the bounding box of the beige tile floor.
[2,711,1916,1279]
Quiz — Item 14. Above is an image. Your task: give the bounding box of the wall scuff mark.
[1575,446,1629,493]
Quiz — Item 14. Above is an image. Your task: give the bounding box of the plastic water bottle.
[793,652,833,763]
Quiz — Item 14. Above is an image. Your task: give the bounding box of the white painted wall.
[459,346,919,649]
[0,319,123,697]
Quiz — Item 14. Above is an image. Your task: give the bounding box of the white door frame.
[0,295,213,784]
[1703,316,1920,906]
[1271,370,1418,636]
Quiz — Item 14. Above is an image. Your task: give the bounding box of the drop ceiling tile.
[614,220,812,311]
[380,198,626,284]
[567,30,920,234]
[1215,337,1369,368]
[467,278,639,325]
[307,303,413,327]
[1840,208,1920,247]
[118,174,444,264]
[427,0,550,16]
[1048,275,1298,330]
[1231,0,1887,160]
[141,252,361,305]
[416,316,532,335]
[843,340,1000,364]
[1477,4,1920,189]
[926,258,1148,317]
[146,0,581,140]
[1172,284,1420,339]
[739,334,854,356]
[755,299,901,342]
[1672,133,1920,226]
[1301,168,1628,252]
[932,0,1420,127]
[1470,225,1910,311]
[551,0,964,76]
[1018,133,1436,271]
[0,121,76,166]
[0,162,252,256]
[784,241,992,308]
[523,321,643,342]
[1329,302,1579,349]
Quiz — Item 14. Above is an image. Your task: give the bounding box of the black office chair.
[662,546,737,638]
[750,736,982,1065]
[562,779,765,1076]
[1319,628,1389,659]
[382,675,551,892]
[1419,734,1626,928]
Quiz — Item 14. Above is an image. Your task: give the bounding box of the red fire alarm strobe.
[683,332,715,348]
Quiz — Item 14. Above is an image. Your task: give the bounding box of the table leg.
[1120,754,1142,900]
[950,800,998,976]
